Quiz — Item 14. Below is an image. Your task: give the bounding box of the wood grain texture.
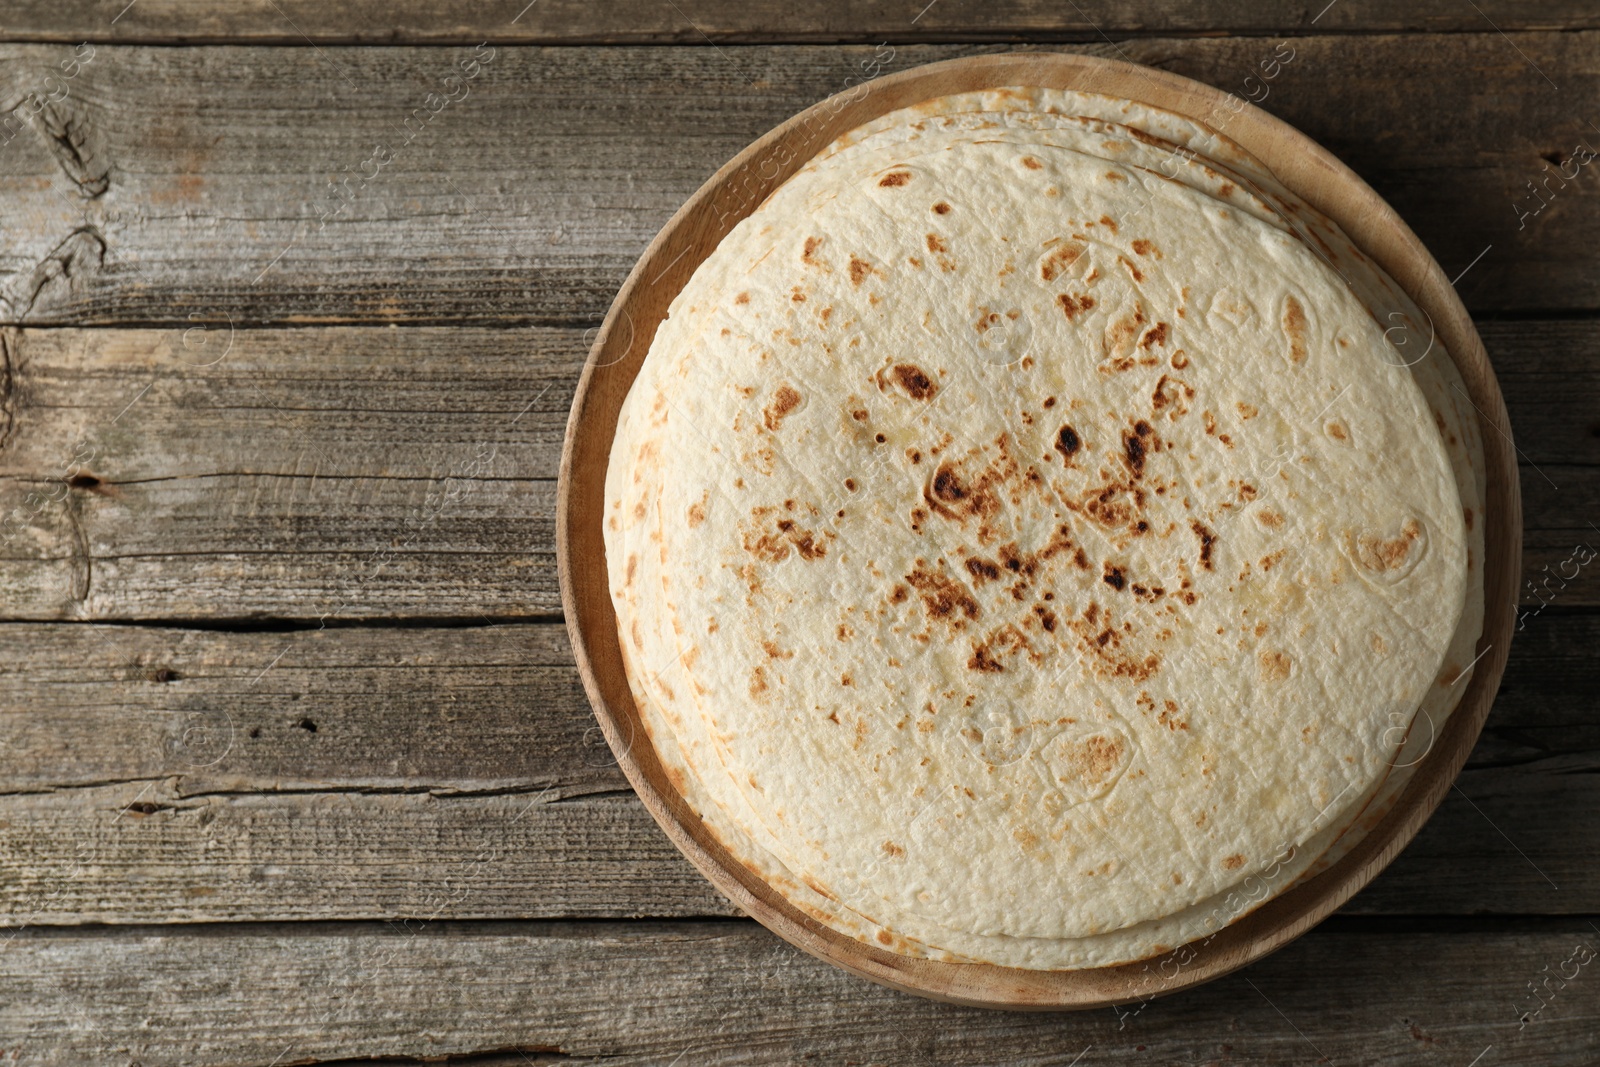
[0,327,569,620]
[0,781,740,924]
[0,622,603,795]
[5,919,1598,1066]
[0,36,1593,329]
[0,12,1582,1058]
[0,616,1592,926]
[2,0,1595,44]
[0,324,1586,621]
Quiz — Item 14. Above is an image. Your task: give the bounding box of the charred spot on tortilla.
[1058,292,1096,320]
[891,363,939,400]
[1054,425,1082,462]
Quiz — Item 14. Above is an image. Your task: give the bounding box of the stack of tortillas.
[605,87,1485,970]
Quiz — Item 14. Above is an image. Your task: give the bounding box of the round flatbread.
[604,89,1482,968]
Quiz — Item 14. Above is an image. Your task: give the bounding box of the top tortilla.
[604,88,1481,967]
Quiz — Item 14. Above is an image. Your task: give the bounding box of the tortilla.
[604,89,1481,968]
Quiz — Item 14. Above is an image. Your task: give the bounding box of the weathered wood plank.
[0,36,1593,328]
[1473,608,1600,767]
[0,327,576,483]
[0,623,604,795]
[1476,322,1600,469]
[0,616,1594,924]
[0,325,1593,620]
[2,0,1596,45]
[0,620,742,924]
[0,782,741,924]
[5,919,1597,1066]
[0,475,561,620]
[0,327,569,619]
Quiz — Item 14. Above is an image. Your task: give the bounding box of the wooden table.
[0,5,1594,1064]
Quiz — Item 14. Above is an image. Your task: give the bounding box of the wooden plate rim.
[556,50,1521,1010]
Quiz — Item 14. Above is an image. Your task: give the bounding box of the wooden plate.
[557,51,1520,1010]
